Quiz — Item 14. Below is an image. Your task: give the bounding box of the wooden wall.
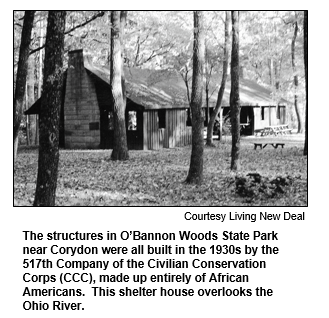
[143,109,192,150]
[253,106,287,130]
[64,50,100,149]
[278,106,286,125]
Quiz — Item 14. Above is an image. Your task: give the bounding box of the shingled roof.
[86,60,288,109]
[85,61,190,109]
[207,73,289,107]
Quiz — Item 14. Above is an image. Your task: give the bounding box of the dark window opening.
[261,107,265,120]
[158,109,166,129]
[108,112,114,130]
[276,106,281,119]
[128,111,137,130]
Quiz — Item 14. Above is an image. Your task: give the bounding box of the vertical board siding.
[168,110,173,148]
[147,111,159,150]
[270,107,275,126]
[164,110,169,148]
[278,106,285,125]
[142,109,193,150]
[155,111,159,150]
[159,128,164,148]
[265,107,269,127]
[173,110,177,147]
[178,110,181,147]
[169,109,192,148]
[148,112,152,149]
[143,112,148,150]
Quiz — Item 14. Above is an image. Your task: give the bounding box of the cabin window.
[261,107,265,120]
[128,111,137,130]
[158,109,166,129]
[108,112,114,130]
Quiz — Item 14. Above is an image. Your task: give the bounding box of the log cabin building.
[25,49,288,150]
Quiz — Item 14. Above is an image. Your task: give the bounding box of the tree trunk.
[110,11,129,160]
[230,11,241,171]
[205,83,209,126]
[303,11,308,156]
[206,11,230,146]
[25,82,30,146]
[204,48,211,127]
[268,58,273,86]
[34,11,66,206]
[185,11,205,185]
[27,55,36,145]
[181,65,191,105]
[274,59,280,90]
[14,10,35,161]
[36,18,44,146]
[120,11,127,108]
[291,18,303,133]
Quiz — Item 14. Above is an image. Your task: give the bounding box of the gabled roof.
[85,61,190,109]
[86,60,288,109]
[207,74,289,107]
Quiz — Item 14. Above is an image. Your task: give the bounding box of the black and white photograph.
[14,11,307,206]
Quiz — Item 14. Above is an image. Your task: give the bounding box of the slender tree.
[110,11,129,160]
[36,17,45,145]
[120,11,128,107]
[14,10,35,161]
[230,11,241,171]
[27,55,36,145]
[291,12,303,133]
[303,11,308,156]
[186,11,205,184]
[206,11,230,146]
[34,11,66,206]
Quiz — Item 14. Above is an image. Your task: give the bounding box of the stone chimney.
[67,49,84,103]
[68,49,84,72]
[64,49,100,149]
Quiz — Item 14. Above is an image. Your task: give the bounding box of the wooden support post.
[219,108,223,141]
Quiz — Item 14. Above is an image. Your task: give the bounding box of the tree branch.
[29,11,105,56]
[142,43,175,64]
[64,11,105,35]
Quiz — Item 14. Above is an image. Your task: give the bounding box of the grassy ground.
[14,134,307,206]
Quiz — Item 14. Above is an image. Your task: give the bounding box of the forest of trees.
[14,11,308,206]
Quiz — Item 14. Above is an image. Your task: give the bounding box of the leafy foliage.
[15,11,306,132]
[235,173,298,203]
[14,136,307,206]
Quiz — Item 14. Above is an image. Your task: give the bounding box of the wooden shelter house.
[25,49,288,150]
[207,73,288,136]
[26,49,192,150]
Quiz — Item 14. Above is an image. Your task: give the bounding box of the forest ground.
[14,134,307,206]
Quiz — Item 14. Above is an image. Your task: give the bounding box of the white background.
[6,4,329,318]
[3,207,329,318]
